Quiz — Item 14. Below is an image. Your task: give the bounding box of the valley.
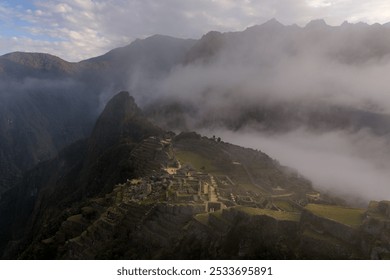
[3,107,387,259]
[2,19,390,260]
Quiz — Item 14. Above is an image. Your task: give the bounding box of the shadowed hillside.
[1,92,389,260]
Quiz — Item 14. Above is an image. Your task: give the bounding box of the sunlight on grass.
[305,204,365,228]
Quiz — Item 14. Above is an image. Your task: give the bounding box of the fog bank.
[205,128,390,204]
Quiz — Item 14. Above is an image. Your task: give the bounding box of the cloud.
[205,128,390,204]
[2,0,390,61]
[2,1,390,204]
[306,0,333,8]
[156,22,390,114]
[144,22,390,203]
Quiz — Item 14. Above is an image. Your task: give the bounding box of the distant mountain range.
[1,19,390,259]
[0,35,194,194]
[2,19,390,194]
[1,91,389,259]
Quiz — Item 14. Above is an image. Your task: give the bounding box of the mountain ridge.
[1,20,390,259]
[2,20,390,197]
[1,92,389,259]
[0,91,162,257]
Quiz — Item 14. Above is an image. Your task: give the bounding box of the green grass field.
[273,200,300,212]
[235,206,301,221]
[302,228,344,246]
[194,213,209,225]
[305,204,365,228]
[175,150,222,174]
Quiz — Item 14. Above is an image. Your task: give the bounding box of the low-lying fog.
[202,128,390,205]
[148,21,390,205]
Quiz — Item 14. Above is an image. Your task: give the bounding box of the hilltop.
[1,92,389,259]
[2,20,390,259]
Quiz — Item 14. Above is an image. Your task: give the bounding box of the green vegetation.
[231,165,259,192]
[180,155,262,193]
[302,228,344,247]
[209,210,231,225]
[175,150,221,174]
[194,213,209,225]
[210,210,223,219]
[368,201,379,210]
[273,200,300,212]
[67,214,84,223]
[235,206,301,221]
[366,201,389,221]
[236,183,259,193]
[305,204,365,228]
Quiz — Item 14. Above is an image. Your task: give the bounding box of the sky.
[1,0,390,61]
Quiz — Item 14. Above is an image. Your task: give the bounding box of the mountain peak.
[305,19,329,28]
[341,20,351,26]
[244,18,285,34]
[265,18,282,25]
[94,91,142,129]
[0,51,75,75]
[105,91,138,112]
[184,30,225,64]
[2,52,71,67]
[88,91,161,157]
[261,18,284,28]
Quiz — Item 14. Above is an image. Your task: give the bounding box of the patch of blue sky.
[3,0,36,11]
[1,29,64,43]
[0,1,62,42]
[0,18,30,37]
[0,24,63,43]
[0,1,32,35]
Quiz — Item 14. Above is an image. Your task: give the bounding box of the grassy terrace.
[194,213,209,225]
[175,150,221,174]
[273,200,300,212]
[302,228,344,246]
[67,214,84,223]
[175,149,261,193]
[234,206,301,222]
[305,204,365,228]
[210,210,224,219]
[232,165,261,193]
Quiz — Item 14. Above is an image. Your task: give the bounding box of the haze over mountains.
[2,19,390,202]
[2,19,390,259]
[0,35,194,195]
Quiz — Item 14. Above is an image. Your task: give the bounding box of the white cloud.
[208,128,390,204]
[307,0,333,8]
[1,0,390,61]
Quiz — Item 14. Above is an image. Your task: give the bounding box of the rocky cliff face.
[0,35,195,195]
[3,23,390,198]
[360,201,390,259]
[0,91,162,258]
[2,27,390,258]
[176,207,301,259]
[2,90,390,260]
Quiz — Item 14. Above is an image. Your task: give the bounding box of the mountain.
[0,91,319,258]
[2,20,390,259]
[0,35,195,195]
[145,19,390,135]
[0,78,95,195]
[3,22,390,196]
[0,52,77,77]
[0,91,162,257]
[1,92,389,260]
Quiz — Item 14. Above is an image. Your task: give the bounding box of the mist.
[3,20,390,203]
[142,20,390,203]
[157,22,390,113]
[202,128,390,205]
